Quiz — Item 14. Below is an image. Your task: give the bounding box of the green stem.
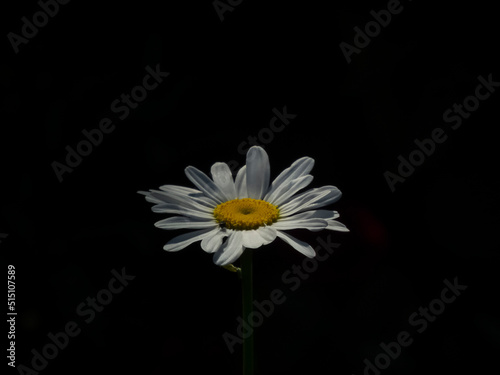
[240,249,254,375]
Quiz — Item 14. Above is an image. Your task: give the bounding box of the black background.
[1,1,499,374]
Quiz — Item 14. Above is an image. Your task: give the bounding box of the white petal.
[138,190,162,204]
[201,229,229,253]
[151,203,214,219]
[279,209,339,220]
[211,162,237,200]
[279,186,342,216]
[158,184,202,196]
[145,189,215,213]
[255,226,277,245]
[184,166,228,203]
[264,157,314,203]
[279,189,330,216]
[163,228,215,252]
[276,231,315,257]
[241,230,273,249]
[154,216,217,230]
[235,166,248,198]
[159,184,216,208]
[213,231,245,266]
[267,174,314,206]
[237,226,277,249]
[325,219,350,232]
[272,218,328,231]
[245,146,270,199]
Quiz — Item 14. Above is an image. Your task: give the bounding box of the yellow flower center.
[213,198,280,230]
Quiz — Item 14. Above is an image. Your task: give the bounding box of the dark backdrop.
[1,1,499,374]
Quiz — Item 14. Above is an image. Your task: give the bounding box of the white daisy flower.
[139,146,348,266]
